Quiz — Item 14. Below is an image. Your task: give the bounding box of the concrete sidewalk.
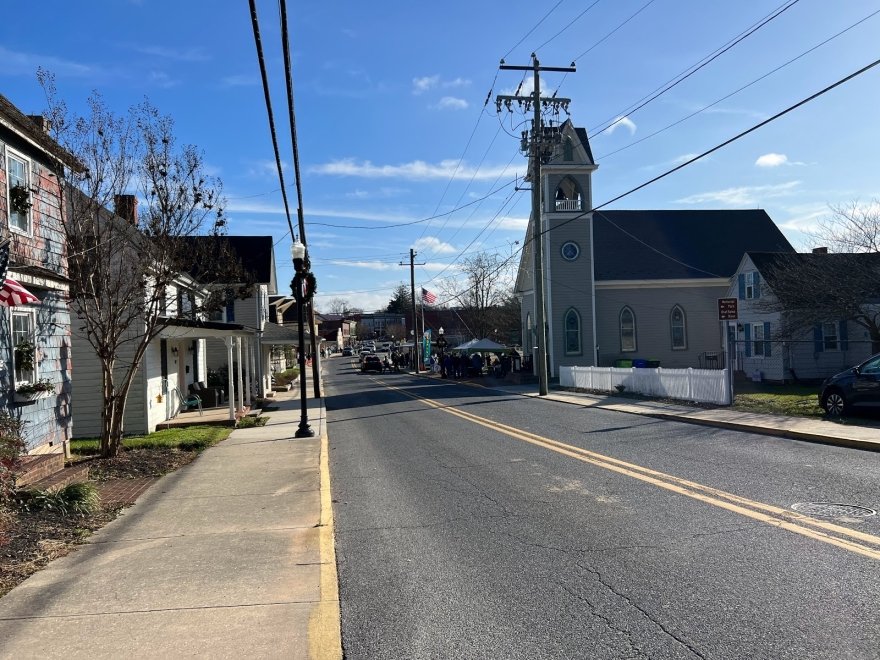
[0,387,339,659]
[461,375,880,452]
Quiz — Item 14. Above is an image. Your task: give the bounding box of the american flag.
[421,287,437,305]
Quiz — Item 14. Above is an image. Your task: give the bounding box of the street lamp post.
[291,240,315,438]
[437,326,448,377]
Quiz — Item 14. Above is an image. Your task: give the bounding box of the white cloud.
[0,46,93,77]
[246,159,288,179]
[496,215,529,231]
[310,158,518,181]
[755,153,788,168]
[133,45,210,62]
[605,116,637,136]
[148,71,180,88]
[344,187,408,199]
[413,236,456,254]
[220,74,258,87]
[413,75,439,94]
[413,75,471,95]
[676,181,801,206]
[433,96,468,111]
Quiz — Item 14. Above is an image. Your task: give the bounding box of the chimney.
[114,195,139,226]
[27,115,51,134]
[812,247,828,255]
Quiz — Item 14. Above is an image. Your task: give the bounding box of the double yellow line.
[387,381,880,561]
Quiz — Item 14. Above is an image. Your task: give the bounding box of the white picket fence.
[559,366,730,405]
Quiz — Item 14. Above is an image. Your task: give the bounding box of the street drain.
[790,502,877,519]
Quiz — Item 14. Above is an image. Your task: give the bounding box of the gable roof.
[747,250,880,285]
[0,94,81,170]
[593,209,794,280]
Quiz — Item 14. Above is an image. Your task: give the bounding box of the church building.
[514,118,794,376]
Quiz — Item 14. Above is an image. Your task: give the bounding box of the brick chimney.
[27,115,51,134]
[114,195,138,226]
[812,247,828,255]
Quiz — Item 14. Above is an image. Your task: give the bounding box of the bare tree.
[757,200,880,353]
[41,72,240,457]
[440,253,518,341]
[326,298,352,315]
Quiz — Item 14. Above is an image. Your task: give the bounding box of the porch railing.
[554,199,581,212]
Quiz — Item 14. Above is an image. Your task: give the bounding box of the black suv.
[361,355,383,373]
[819,352,880,416]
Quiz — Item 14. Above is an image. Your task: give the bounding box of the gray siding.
[546,212,596,370]
[595,284,727,368]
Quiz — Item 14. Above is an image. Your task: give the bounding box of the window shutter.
[813,325,823,353]
[839,319,848,351]
[764,321,771,357]
[744,324,752,357]
[738,274,745,300]
[754,273,761,299]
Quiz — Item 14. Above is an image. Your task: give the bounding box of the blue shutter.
[754,273,761,299]
[813,325,823,353]
[840,319,848,351]
[764,321,771,357]
[738,274,746,300]
[744,324,752,357]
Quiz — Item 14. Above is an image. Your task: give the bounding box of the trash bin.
[632,359,648,368]
[647,359,661,368]
[614,359,633,368]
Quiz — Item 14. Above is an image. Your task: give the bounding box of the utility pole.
[497,54,574,396]
[401,249,425,372]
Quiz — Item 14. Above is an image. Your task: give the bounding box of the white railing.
[555,199,581,211]
[560,366,730,405]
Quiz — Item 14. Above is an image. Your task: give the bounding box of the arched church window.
[563,137,573,161]
[620,307,636,352]
[554,176,582,212]
[564,308,581,355]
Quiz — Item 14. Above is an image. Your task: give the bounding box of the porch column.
[224,336,235,421]
[236,337,245,412]
[243,335,252,406]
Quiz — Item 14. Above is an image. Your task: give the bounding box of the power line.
[589,0,801,137]
[595,7,880,161]
[532,0,603,54]
[502,0,567,60]
[247,0,296,245]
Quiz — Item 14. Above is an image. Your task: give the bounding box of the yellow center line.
[383,380,880,561]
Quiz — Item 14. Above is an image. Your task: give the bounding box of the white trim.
[5,146,33,236]
[590,213,597,365]
[597,278,728,289]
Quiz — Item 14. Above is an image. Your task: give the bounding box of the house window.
[822,321,839,351]
[670,305,687,350]
[620,307,636,352]
[745,272,756,299]
[525,312,532,350]
[564,308,581,355]
[12,312,37,385]
[7,149,31,233]
[752,323,765,357]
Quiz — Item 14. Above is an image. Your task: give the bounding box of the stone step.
[14,453,66,489]
[21,463,90,494]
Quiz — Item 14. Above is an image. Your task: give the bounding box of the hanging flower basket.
[10,184,32,215]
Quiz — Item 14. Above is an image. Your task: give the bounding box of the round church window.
[561,241,580,261]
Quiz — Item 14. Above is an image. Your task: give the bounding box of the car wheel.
[822,390,847,416]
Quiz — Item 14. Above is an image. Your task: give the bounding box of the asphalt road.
[325,357,880,660]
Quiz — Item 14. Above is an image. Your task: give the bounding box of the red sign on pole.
[718,298,738,321]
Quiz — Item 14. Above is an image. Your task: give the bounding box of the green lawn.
[70,425,233,455]
[732,385,824,418]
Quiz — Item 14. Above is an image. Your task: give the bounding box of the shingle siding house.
[0,95,79,455]
[727,251,878,383]
[514,117,795,378]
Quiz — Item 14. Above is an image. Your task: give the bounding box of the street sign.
[718,298,738,321]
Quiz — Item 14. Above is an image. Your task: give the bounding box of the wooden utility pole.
[497,54,575,396]
[401,249,425,371]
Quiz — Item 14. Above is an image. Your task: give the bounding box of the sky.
[2,1,879,313]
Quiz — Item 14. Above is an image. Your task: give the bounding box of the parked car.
[819,352,880,416]
[342,347,353,356]
[361,355,383,373]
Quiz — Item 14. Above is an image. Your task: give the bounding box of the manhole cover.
[790,502,877,519]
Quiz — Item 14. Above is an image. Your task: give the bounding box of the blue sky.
[2,1,879,312]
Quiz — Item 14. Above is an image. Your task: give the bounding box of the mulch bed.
[0,448,202,598]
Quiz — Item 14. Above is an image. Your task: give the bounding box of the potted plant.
[9,184,32,215]
[14,379,55,403]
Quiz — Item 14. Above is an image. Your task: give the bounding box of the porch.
[156,404,256,430]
